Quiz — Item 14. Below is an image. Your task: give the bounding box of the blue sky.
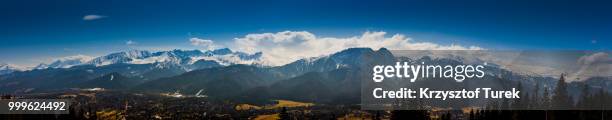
[1,0,610,66]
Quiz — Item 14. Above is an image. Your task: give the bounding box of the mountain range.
[32,48,262,71]
[0,47,610,105]
[0,63,25,75]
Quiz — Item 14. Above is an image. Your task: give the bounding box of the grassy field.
[253,113,279,120]
[235,99,315,111]
[267,100,314,109]
[235,104,263,110]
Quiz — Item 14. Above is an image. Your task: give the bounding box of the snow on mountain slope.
[88,50,153,66]
[189,52,262,66]
[29,48,263,71]
[46,55,94,68]
[0,63,25,75]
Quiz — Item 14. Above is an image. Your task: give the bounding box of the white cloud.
[83,15,107,21]
[18,31,481,67]
[56,55,94,62]
[577,52,611,66]
[126,40,137,45]
[570,52,612,81]
[231,31,482,66]
[44,55,94,68]
[190,37,218,50]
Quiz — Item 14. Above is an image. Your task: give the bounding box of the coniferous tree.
[390,110,429,120]
[279,107,290,120]
[552,74,572,109]
[372,111,381,120]
[523,92,531,109]
[531,82,541,109]
[578,83,591,109]
[441,112,451,120]
[596,88,607,110]
[441,113,447,120]
[513,81,524,109]
[469,110,474,120]
[542,85,551,109]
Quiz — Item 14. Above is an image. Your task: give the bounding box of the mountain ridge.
[28,48,262,71]
[1,47,610,106]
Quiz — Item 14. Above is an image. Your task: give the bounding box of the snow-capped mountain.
[32,48,263,71]
[275,48,395,77]
[1,47,611,100]
[33,63,49,70]
[46,55,94,68]
[0,63,25,75]
[88,50,153,66]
